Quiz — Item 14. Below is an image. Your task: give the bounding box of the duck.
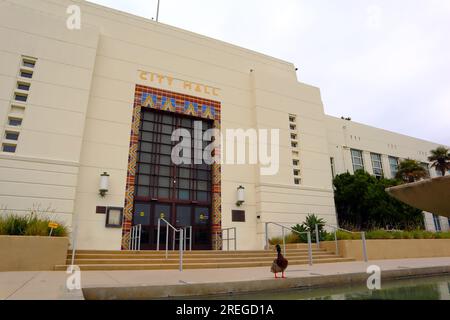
[271,244,289,279]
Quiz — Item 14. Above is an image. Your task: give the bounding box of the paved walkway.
[1,257,450,300]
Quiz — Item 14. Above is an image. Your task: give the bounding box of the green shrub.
[269,232,300,245]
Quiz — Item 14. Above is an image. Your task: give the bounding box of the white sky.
[89,0,450,145]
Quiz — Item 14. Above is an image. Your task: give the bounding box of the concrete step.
[66,254,339,265]
[55,257,355,271]
[67,250,328,260]
[69,248,320,255]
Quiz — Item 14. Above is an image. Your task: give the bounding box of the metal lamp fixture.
[236,185,245,207]
[99,172,110,197]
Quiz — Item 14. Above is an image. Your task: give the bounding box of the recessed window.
[291,142,298,148]
[293,160,299,166]
[8,118,22,127]
[294,178,301,185]
[2,144,16,153]
[389,156,399,178]
[290,124,297,131]
[22,59,36,68]
[351,149,364,172]
[370,153,384,179]
[291,134,297,140]
[17,82,30,91]
[5,132,19,141]
[289,116,296,123]
[20,70,33,79]
[294,169,300,176]
[14,93,28,102]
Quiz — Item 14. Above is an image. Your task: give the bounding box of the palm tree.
[428,146,450,177]
[396,159,429,183]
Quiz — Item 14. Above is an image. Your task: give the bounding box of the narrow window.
[8,118,22,127]
[17,82,30,91]
[20,70,33,79]
[5,132,19,141]
[14,93,28,102]
[2,144,16,153]
[22,59,36,68]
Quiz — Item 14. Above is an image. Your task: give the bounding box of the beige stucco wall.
[0,236,69,271]
[321,239,450,261]
[0,0,448,251]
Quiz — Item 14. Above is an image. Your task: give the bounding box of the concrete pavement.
[1,257,450,300]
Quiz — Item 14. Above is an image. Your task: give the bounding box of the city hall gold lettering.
[139,70,220,97]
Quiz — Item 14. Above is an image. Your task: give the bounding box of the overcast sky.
[89,0,450,146]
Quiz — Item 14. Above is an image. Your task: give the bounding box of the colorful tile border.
[121,85,222,250]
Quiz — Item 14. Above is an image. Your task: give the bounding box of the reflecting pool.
[198,275,450,300]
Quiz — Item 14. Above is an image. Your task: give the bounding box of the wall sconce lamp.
[236,185,245,207]
[99,172,110,197]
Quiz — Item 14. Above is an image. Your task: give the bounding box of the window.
[291,142,298,148]
[433,215,442,232]
[22,57,36,68]
[293,169,300,176]
[17,82,30,91]
[371,153,384,178]
[8,118,22,127]
[294,178,301,185]
[14,93,28,102]
[351,149,364,172]
[135,109,212,203]
[5,132,19,141]
[20,70,33,79]
[2,144,16,153]
[389,156,399,178]
[293,160,299,166]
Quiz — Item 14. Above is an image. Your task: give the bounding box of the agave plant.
[428,146,450,177]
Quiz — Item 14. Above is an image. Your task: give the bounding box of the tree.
[428,146,450,177]
[396,159,428,183]
[333,170,424,230]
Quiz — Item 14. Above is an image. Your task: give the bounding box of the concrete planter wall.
[0,236,69,271]
[321,239,450,261]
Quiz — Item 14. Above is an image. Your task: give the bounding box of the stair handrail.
[214,227,237,251]
[70,225,78,270]
[265,222,313,266]
[315,223,368,262]
[157,218,185,271]
[129,224,142,251]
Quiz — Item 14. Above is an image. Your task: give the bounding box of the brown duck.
[271,244,288,279]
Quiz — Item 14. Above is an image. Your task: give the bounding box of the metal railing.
[315,224,368,262]
[70,225,78,268]
[214,227,237,251]
[156,218,189,271]
[129,224,142,251]
[265,222,313,266]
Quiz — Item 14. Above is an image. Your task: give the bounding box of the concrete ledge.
[321,239,450,261]
[82,265,450,300]
[0,236,69,271]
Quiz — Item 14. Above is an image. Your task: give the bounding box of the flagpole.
[156,0,161,22]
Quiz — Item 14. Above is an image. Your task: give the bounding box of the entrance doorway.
[132,108,213,250]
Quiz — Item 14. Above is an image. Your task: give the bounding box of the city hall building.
[0,0,448,251]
